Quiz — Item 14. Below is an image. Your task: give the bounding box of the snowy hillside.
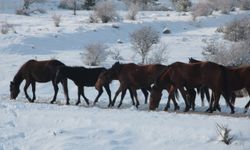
[0,0,250,150]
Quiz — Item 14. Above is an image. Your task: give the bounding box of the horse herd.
[9,58,250,114]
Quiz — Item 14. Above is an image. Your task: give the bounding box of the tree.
[93,0,118,23]
[23,0,46,10]
[130,26,159,64]
[81,42,108,66]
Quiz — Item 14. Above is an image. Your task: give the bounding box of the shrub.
[59,0,84,15]
[130,26,159,64]
[93,0,118,23]
[202,39,250,66]
[238,0,250,10]
[126,3,139,20]
[23,0,47,10]
[172,0,192,12]
[223,17,250,42]
[81,42,108,66]
[191,2,213,20]
[216,123,234,145]
[52,14,61,27]
[148,42,169,64]
[208,0,234,14]
[1,21,16,34]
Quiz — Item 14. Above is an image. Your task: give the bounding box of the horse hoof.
[50,101,55,104]
[164,108,168,111]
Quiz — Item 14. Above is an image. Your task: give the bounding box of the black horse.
[10,59,70,104]
[54,66,114,106]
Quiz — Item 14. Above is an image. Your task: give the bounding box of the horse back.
[21,59,65,82]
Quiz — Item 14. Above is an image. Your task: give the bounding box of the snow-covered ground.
[0,0,250,149]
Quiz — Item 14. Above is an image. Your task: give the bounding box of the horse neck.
[13,70,24,87]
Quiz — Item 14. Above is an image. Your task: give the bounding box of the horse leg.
[200,88,205,107]
[164,88,174,111]
[76,86,81,105]
[212,92,222,113]
[81,87,90,106]
[50,81,59,104]
[244,88,250,113]
[231,92,236,106]
[206,92,214,113]
[205,88,210,105]
[111,86,123,107]
[131,89,140,109]
[128,88,135,106]
[24,80,32,102]
[93,87,103,106]
[118,89,127,108]
[141,88,148,104]
[61,79,70,105]
[244,100,250,114]
[31,81,36,102]
[179,87,190,112]
[188,88,196,111]
[104,85,112,107]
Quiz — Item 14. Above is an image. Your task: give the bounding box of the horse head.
[149,85,163,110]
[10,81,20,99]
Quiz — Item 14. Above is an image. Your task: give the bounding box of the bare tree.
[52,14,62,27]
[126,2,139,20]
[191,1,213,21]
[93,0,118,23]
[23,0,46,10]
[81,42,108,66]
[130,26,159,64]
[59,0,84,15]
[148,42,169,64]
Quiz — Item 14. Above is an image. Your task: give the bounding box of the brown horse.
[95,62,179,109]
[10,59,70,104]
[149,61,235,114]
[188,57,210,107]
[226,66,250,113]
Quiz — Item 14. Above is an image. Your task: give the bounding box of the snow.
[0,0,250,150]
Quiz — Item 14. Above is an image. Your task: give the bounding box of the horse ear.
[10,81,13,86]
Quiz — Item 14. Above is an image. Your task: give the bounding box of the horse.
[54,66,112,106]
[188,57,210,106]
[10,59,70,104]
[225,66,250,113]
[95,62,179,109]
[189,57,250,112]
[149,61,235,114]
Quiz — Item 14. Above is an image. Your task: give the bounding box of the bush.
[208,0,234,14]
[148,42,169,64]
[126,3,139,20]
[191,2,213,20]
[238,0,250,10]
[172,0,192,12]
[23,0,47,10]
[1,21,16,34]
[81,42,108,66]
[216,123,234,145]
[130,26,159,64]
[59,0,84,15]
[223,17,250,42]
[93,0,118,23]
[202,39,250,66]
[52,14,61,27]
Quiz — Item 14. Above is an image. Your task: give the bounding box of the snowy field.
[0,0,250,150]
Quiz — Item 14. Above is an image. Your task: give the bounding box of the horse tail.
[221,66,232,106]
[54,66,64,84]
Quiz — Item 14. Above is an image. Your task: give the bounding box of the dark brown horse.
[95,62,179,109]
[149,61,235,114]
[225,66,250,113]
[54,66,112,106]
[10,59,70,104]
[188,57,210,106]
